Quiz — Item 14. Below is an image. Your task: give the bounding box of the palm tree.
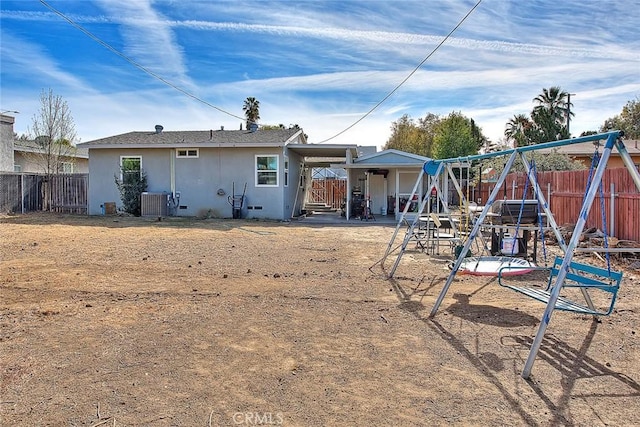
[242,97,260,130]
[504,114,532,147]
[533,86,573,130]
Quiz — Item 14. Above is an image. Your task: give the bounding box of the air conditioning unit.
[141,192,169,217]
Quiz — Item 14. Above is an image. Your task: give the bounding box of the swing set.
[380,130,640,378]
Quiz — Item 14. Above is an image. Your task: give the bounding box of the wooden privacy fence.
[0,173,88,214]
[309,178,347,209]
[475,168,640,242]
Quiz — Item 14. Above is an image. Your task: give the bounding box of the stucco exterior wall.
[0,115,15,172]
[13,151,89,173]
[87,146,294,220]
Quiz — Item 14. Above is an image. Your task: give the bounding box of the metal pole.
[610,182,615,238]
[387,168,438,277]
[566,93,575,136]
[616,139,640,192]
[430,150,519,317]
[519,153,567,252]
[522,132,617,378]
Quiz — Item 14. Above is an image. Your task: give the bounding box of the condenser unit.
[141,192,169,217]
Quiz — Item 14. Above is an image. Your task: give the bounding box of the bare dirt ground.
[1,213,639,426]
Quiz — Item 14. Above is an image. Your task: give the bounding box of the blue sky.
[1,0,639,148]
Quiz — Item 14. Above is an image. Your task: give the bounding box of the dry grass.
[1,213,639,426]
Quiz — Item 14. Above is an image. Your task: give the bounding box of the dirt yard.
[1,214,639,426]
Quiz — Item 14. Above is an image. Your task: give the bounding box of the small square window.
[177,149,199,158]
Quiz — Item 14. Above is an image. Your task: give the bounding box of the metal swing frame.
[382,130,640,379]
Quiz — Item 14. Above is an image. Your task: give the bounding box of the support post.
[521,132,618,378]
[610,182,615,238]
[430,150,519,317]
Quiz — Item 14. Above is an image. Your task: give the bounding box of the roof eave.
[81,142,287,150]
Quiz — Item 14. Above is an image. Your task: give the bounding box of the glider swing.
[498,142,623,316]
[426,131,640,379]
[381,130,640,379]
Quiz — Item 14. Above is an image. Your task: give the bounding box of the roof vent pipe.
[220,125,224,131]
[155,125,164,133]
[210,129,213,139]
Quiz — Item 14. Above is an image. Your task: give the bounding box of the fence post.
[21,173,25,214]
[610,182,615,238]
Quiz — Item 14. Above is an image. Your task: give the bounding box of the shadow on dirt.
[380,264,640,427]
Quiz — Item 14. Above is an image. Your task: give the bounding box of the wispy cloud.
[2,0,638,148]
[94,0,193,89]
[0,32,94,93]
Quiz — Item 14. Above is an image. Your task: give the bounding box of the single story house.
[0,113,88,173]
[536,139,640,169]
[13,139,88,173]
[77,125,364,220]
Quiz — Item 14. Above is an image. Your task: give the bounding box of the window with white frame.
[61,162,74,173]
[120,156,142,183]
[176,148,199,158]
[256,155,278,186]
[284,156,289,187]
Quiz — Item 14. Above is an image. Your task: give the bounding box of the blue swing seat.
[498,255,623,316]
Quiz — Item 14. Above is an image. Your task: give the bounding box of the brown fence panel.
[474,168,640,242]
[50,174,88,214]
[0,173,22,213]
[0,173,87,214]
[310,178,346,209]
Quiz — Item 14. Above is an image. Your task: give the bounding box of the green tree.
[529,107,570,143]
[431,112,483,159]
[504,114,533,147]
[114,160,147,216]
[503,87,573,146]
[384,114,423,155]
[242,97,260,130]
[481,151,584,181]
[600,97,640,139]
[531,86,572,140]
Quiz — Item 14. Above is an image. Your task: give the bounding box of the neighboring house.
[537,139,640,169]
[77,125,362,220]
[0,114,16,172]
[13,140,89,173]
[0,113,88,173]
[338,149,431,220]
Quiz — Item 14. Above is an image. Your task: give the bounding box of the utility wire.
[41,0,482,139]
[317,0,483,143]
[39,0,249,124]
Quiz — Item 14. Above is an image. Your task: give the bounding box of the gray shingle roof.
[14,140,89,158]
[536,139,640,155]
[78,128,303,148]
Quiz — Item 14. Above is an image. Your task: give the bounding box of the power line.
[40,0,482,139]
[39,0,248,124]
[317,0,483,143]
